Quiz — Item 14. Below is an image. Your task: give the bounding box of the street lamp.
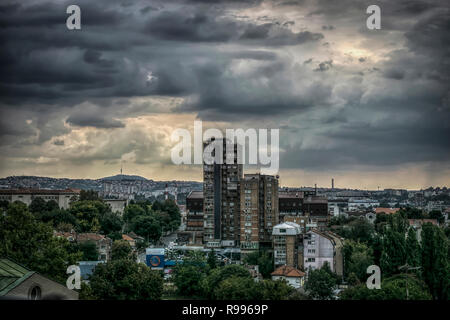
[398,264,421,300]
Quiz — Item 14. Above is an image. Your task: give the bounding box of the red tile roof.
[0,188,80,195]
[271,266,305,278]
[122,234,134,241]
[375,207,400,214]
[77,233,107,241]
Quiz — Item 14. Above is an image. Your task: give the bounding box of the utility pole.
[398,264,421,300]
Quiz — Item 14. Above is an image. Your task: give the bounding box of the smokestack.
[332,178,334,190]
[165,183,168,200]
[315,183,317,195]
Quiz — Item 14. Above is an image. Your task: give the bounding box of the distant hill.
[100,174,150,181]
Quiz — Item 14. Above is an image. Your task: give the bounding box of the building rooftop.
[271,265,305,278]
[304,197,328,204]
[0,259,35,296]
[77,233,108,242]
[279,191,304,199]
[272,222,301,235]
[375,207,400,214]
[0,188,80,195]
[186,190,203,199]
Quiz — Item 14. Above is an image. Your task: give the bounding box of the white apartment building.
[303,229,343,276]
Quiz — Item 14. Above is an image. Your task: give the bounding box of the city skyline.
[0,0,449,190]
[1,171,449,191]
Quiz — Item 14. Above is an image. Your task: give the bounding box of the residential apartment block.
[203,138,243,248]
[240,174,279,257]
[272,222,303,269]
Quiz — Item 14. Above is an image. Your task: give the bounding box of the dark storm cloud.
[144,10,237,42]
[239,23,323,45]
[66,114,125,128]
[0,0,449,173]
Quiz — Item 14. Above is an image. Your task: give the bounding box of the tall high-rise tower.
[203,138,243,248]
[240,173,279,258]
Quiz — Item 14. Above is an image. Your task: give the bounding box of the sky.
[0,0,449,189]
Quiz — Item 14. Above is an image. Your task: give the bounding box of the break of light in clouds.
[0,0,449,189]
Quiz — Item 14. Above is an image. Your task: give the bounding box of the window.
[29,286,42,300]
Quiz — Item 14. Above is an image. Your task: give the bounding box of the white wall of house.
[271,275,303,289]
[303,231,335,272]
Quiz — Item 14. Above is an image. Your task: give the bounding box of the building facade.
[272,222,303,269]
[183,190,204,245]
[0,188,80,209]
[203,138,243,248]
[240,174,279,257]
[303,229,343,276]
[0,258,78,300]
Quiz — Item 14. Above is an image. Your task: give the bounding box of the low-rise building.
[104,199,127,214]
[279,191,303,218]
[0,188,80,209]
[77,233,112,261]
[0,258,78,300]
[271,265,306,289]
[375,207,400,215]
[304,196,329,230]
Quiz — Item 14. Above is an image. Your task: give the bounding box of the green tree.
[100,211,123,235]
[421,223,449,300]
[304,262,338,300]
[428,210,444,224]
[343,241,374,282]
[380,229,407,276]
[70,200,110,233]
[243,251,274,279]
[123,204,146,223]
[260,279,295,300]
[111,240,134,261]
[85,260,163,300]
[0,202,81,283]
[214,276,263,300]
[45,200,60,211]
[78,241,99,261]
[405,227,421,267]
[207,249,217,269]
[173,264,206,297]
[130,214,162,243]
[340,274,432,300]
[29,197,47,213]
[204,264,252,299]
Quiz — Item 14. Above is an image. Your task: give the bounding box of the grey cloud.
[314,60,333,72]
[66,104,125,128]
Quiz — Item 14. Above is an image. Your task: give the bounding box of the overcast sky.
[0,0,449,189]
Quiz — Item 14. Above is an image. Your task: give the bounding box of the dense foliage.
[81,259,163,300]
